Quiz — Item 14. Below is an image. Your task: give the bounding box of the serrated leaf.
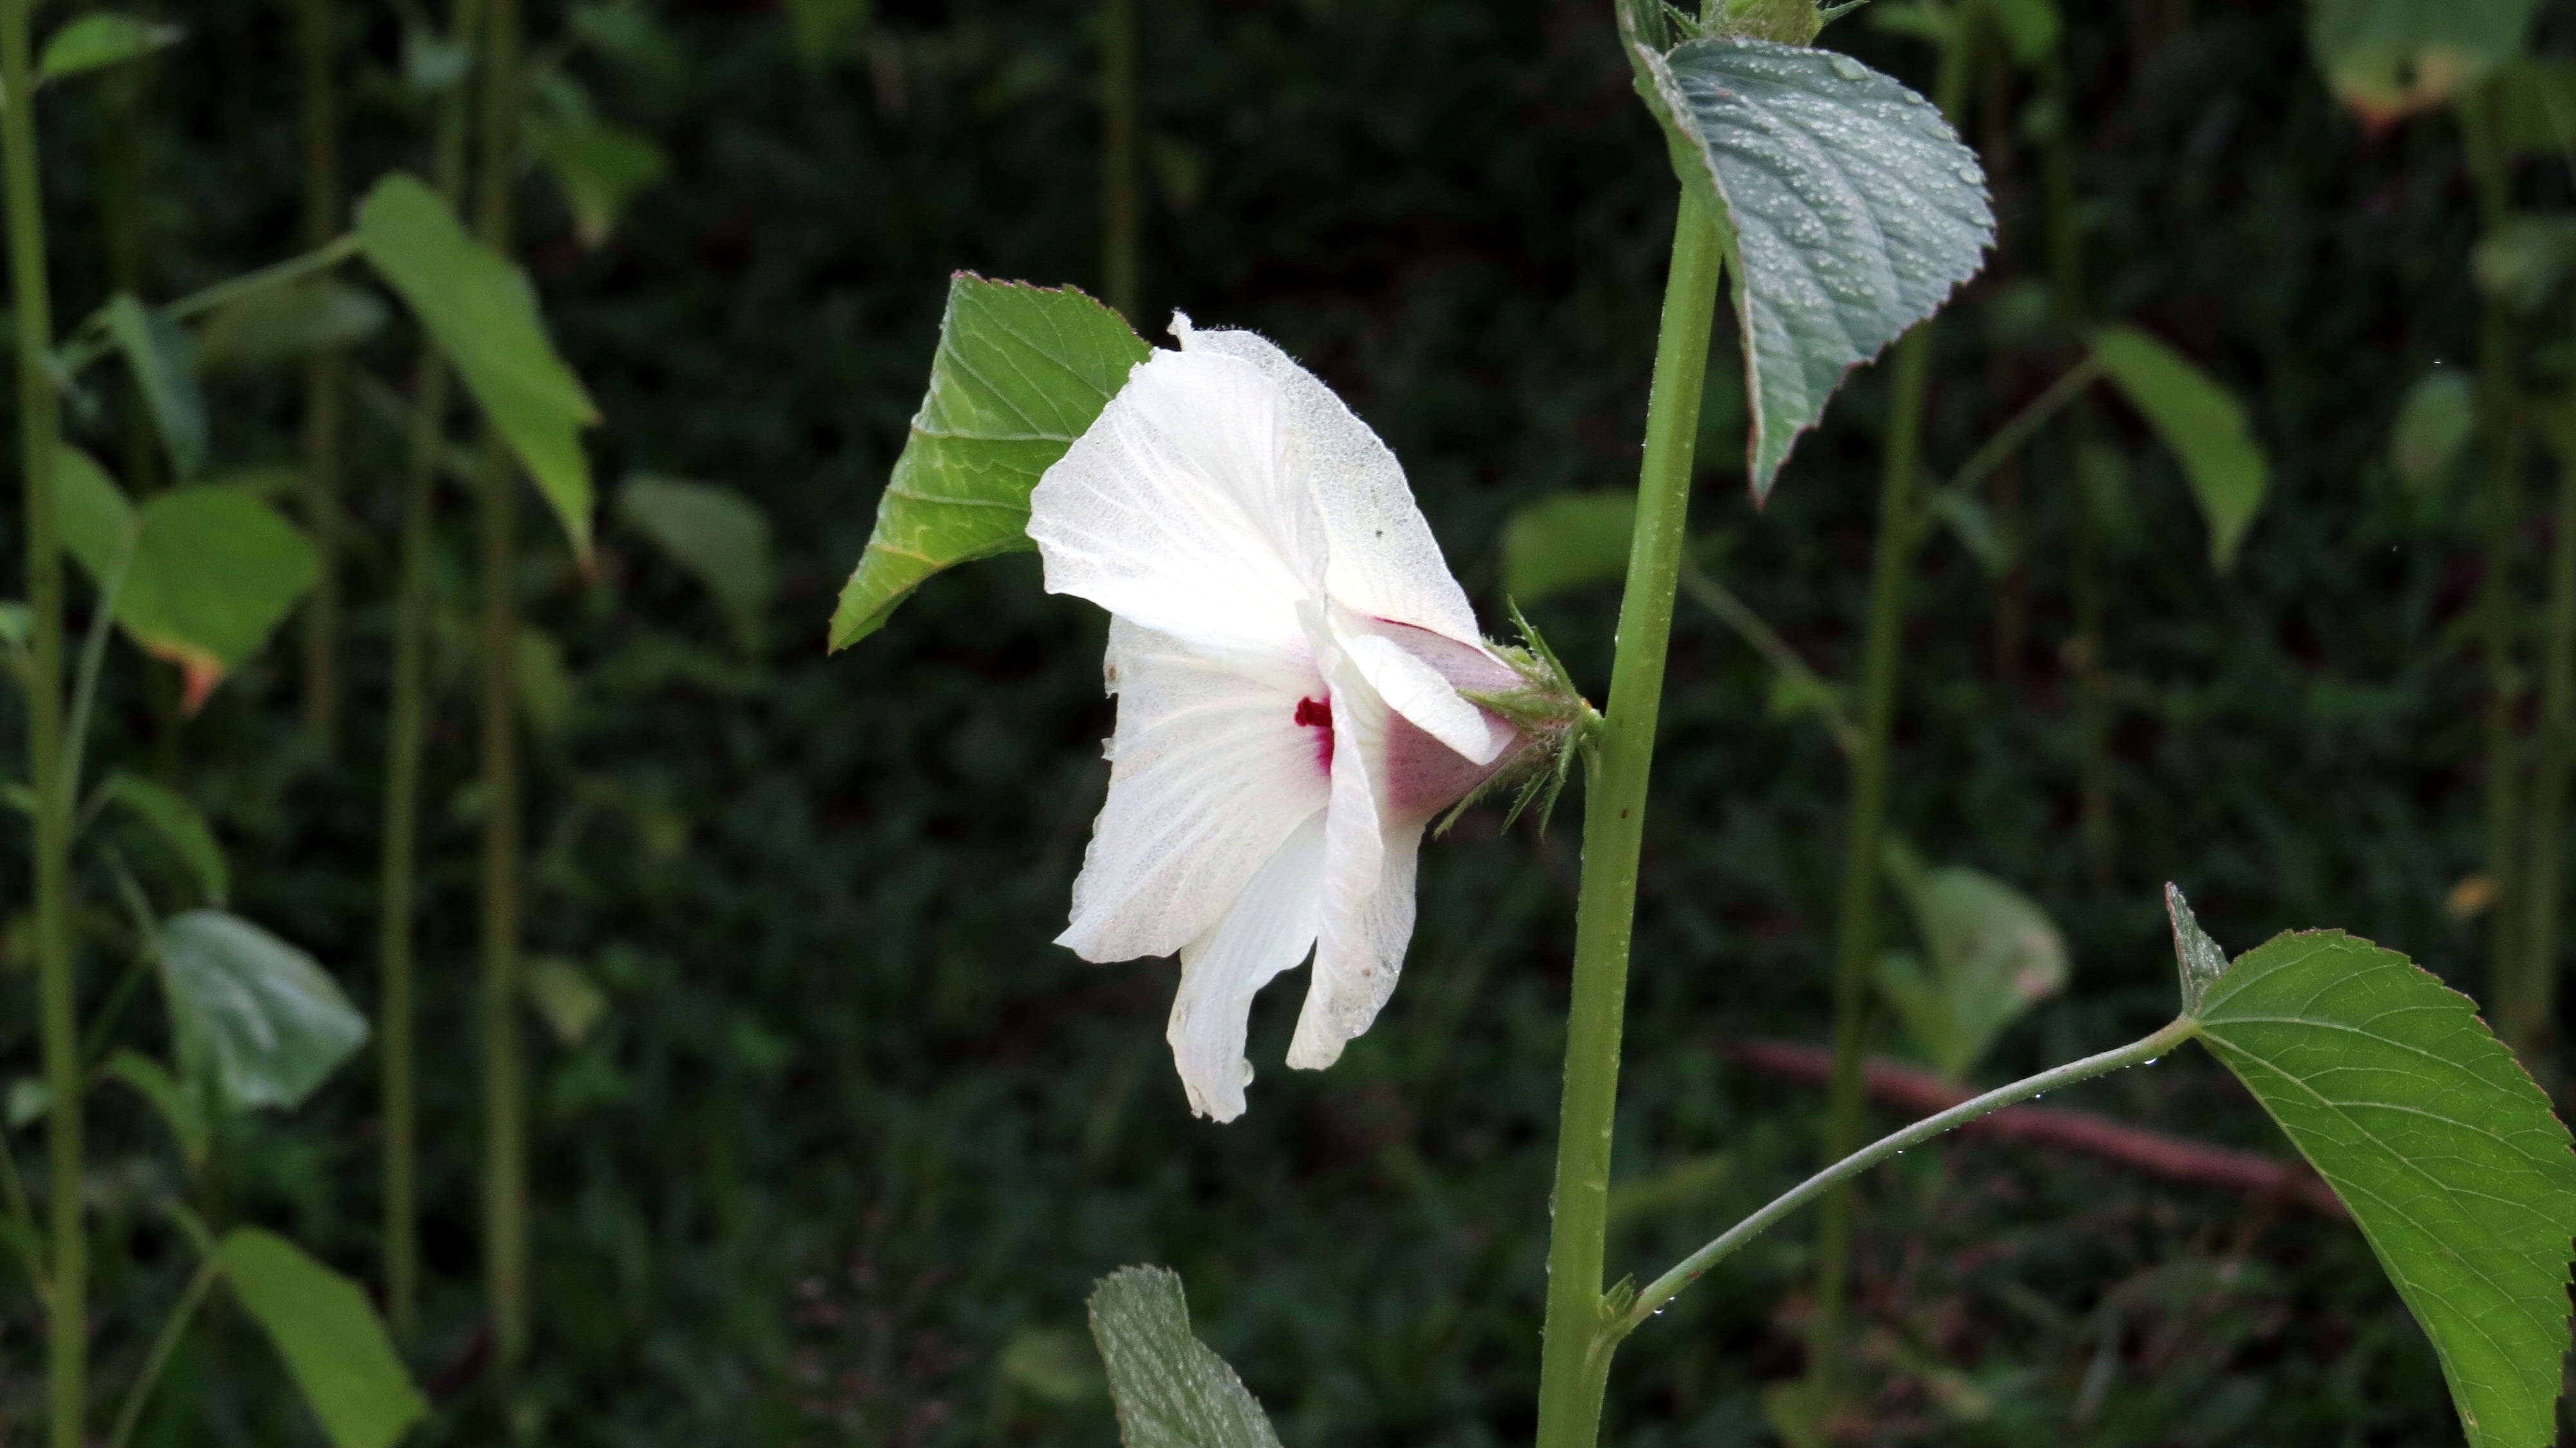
[356,171,600,558]
[36,12,182,82]
[2092,327,2268,571]
[104,1047,207,1168]
[2392,368,2476,497]
[1638,38,1993,499]
[539,118,667,248]
[1500,491,1635,604]
[2306,0,2540,124]
[103,292,206,481]
[156,910,366,1112]
[218,1228,429,1448]
[195,279,388,370]
[2187,928,2576,1448]
[618,473,775,651]
[101,771,229,906]
[830,276,1148,649]
[1087,1266,1283,1448]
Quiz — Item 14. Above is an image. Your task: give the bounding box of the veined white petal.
[1059,620,1331,962]
[1339,630,1501,766]
[1028,348,1329,663]
[1177,324,1483,648]
[1287,647,1413,1071]
[1167,814,1327,1122]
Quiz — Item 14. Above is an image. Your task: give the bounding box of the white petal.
[1166,814,1326,1121]
[1058,620,1331,962]
[1178,325,1482,647]
[1338,629,1502,766]
[1285,649,1418,1071]
[1028,348,1329,663]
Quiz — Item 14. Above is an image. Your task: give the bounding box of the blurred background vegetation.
[0,0,2554,1442]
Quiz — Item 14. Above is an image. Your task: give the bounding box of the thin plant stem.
[1935,356,2101,506]
[382,0,484,1340]
[104,1253,220,1448]
[2464,90,2532,1049]
[1615,1017,2198,1334]
[298,0,347,744]
[52,234,365,377]
[63,542,135,808]
[2518,411,2576,1084]
[1530,184,1724,1448]
[1676,562,1858,755]
[1809,23,1973,1400]
[3,0,82,1440]
[474,0,533,1380]
[1101,0,1139,320]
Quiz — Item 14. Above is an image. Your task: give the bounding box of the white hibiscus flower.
[1028,314,1570,1121]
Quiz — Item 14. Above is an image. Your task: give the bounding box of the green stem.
[53,234,365,379]
[297,0,346,745]
[104,1253,220,1448]
[1810,21,1973,1398]
[1935,356,2101,506]
[2465,92,2535,1059]
[1530,184,1724,1448]
[2518,411,2576,1082]
[3,0,82,1440]
[1100,0,1139,320]
[474,0,531,1380]
[1677,562,1858,756]
[1617,1017,2196,1335]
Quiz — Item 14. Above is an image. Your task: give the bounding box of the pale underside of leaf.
[2192,929,2576,1448]
[1645,37,1994,499]
[1087,1266,1284,1448]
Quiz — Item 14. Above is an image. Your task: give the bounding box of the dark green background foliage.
[0,0,2546,1443]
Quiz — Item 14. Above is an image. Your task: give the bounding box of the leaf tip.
[2164,882,2228,1016]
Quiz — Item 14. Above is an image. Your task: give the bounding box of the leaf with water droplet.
[1631,38,1993,499]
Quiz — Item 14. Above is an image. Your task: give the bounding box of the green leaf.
[155,910,366,1112]
[1087,1266,1283,1448]
[100,771,229,906]
[2179,909,2576,1448]
[830,275,1149,650]
[104,1047,207,1169]
[539,119,667,248]
[1499,492,1636,605]
[524,956,608,1046]
[103,292,207,481]
[216,1228,429,1448]
[355,171,601,558]
[35,12,182,82]
[1985,0,2060,67]
[126,486,319,710]
[52,444,138,578]
[2306,0,2540,123]
[999,1326,1110,1406]
[195,278,388,370]
[618,473,776,651]
[2392,368,2476,498]
[2473,214,2576,314]
[1877,844,2067,1080]
[517,626,574,738]
[2092,327,2269,571]
[2492,59,2576,157]
[1635,38,1993,499]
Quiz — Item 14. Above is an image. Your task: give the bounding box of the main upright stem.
[1810,23,1973,1399]
[2,3,81,1442]
[381,0,486,1338]
[298,0,347,744]
[1531,186,1723,1448]
[474,0,532,1382]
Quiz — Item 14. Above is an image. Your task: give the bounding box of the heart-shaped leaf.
[1088,1266,1283,1448]
[2174,895,2576,1448]
[218,1228,428,1448]
[155,910,366,1113]
[830,274,1148,649]
[356,171,601,558]
[1633,37,1993,498]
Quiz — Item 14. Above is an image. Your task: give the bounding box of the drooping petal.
[1167,814,1327,1121]
[1059,620,1331,963]
[1175,321,1483,647]
[1028,346,1328,664]
[1286,647,1417,1071]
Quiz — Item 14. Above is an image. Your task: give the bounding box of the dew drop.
[1828,54,1867,82]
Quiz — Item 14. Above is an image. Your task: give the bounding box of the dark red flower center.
[1294,696,1334,771]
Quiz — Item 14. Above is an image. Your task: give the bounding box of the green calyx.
[1441,602,1602,838]
[1647,0,1825,47]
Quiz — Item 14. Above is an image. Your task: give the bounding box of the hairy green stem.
[1530,184,1723,1448]
[475,0,532,1379]
[298,0,347,744]
[4,0,81,1439]
[1618,1018,2195,1335]
[104,1253,220,1448]
[1100,0,1139,319]
[1809,25,1972,1398]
